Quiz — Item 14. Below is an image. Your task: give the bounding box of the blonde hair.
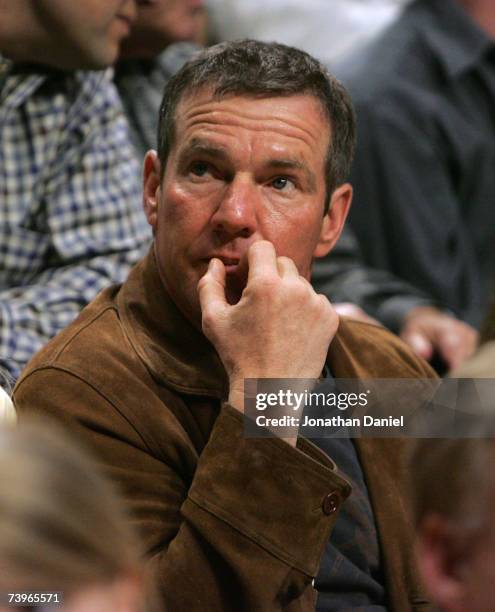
[0,419,142,594]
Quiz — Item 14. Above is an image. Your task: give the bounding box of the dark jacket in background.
[339,0,495,328]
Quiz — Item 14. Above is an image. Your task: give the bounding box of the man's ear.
[416,515,466,612]
[313,182,353,259]
[143,150,162,230]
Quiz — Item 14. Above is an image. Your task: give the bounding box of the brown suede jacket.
[14,249,435,612]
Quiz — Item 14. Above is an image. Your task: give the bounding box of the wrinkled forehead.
[173,85,331,132]
[167,88,332,173]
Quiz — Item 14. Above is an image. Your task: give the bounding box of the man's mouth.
[204,256,247,304]
[207,256,241,273]
[221,259,240,273]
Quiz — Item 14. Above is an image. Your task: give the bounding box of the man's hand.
[400,306,478,372]
[198,241,339,424]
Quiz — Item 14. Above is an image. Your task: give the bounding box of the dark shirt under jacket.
[315,434,387,612]
[304,377,387,611]
[338,0,495,328]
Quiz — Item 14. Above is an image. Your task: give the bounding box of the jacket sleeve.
[13,367,350,612]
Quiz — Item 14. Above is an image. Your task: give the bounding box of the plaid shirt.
[0,58,150,380]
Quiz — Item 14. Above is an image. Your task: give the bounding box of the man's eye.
[271,177,294,191]
[190,162,210,177]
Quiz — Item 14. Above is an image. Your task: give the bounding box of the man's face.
[32,0,136,69]
[143,90,350,323]
[120,0,204,58]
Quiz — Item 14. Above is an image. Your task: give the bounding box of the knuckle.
[316,293,332,311]
[250,275,279,296]
[281,277,311,302]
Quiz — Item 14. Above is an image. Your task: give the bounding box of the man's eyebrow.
[266,158,317,191]
[177,138,230,164]
[177,140,318,190]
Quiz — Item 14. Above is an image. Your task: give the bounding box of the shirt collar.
[418,0,494,78]
[0,55,47,107]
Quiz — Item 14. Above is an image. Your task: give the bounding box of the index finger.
[198,258,228,317]
[247,240,278,282]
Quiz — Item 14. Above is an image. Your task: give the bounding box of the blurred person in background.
[0,0,149,381]
[0,420,145,612]
[410,438,495,612]
[116,0,204,159]
[115,0,477,373]
[410,302,495,611]
[340,0,495,333]
[451,298,495,378]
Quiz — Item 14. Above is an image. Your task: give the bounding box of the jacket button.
[322,491,340,515]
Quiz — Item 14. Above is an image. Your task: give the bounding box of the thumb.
[198,258,228,318]
[402,331,434,362]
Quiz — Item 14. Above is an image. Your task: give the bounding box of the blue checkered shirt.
[0,57,150,380]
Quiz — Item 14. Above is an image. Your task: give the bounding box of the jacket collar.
[118,247,229,399]
[416,0,493,78]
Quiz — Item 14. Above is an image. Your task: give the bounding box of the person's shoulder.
[14,66,122,135]
[331,318,437,379]
[16,285,124,385]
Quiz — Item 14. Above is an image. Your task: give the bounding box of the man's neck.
[459,0,495,39]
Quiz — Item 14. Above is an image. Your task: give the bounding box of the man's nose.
[211,177,258,238]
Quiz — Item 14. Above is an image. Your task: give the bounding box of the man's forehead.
[171,89,331,160]
[174,87,330,130]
